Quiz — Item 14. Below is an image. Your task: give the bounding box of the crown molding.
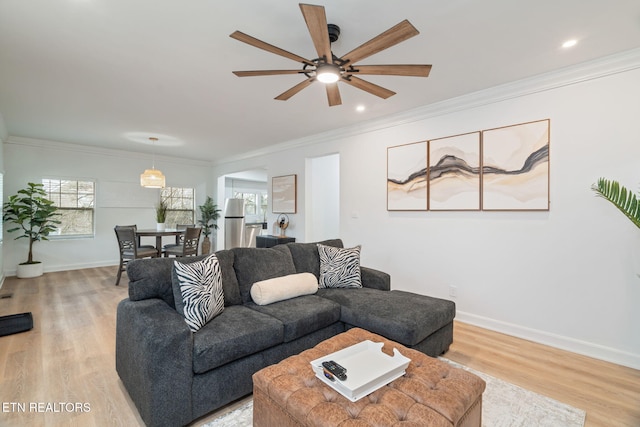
[5,135,212,168]
[215,47,640,166]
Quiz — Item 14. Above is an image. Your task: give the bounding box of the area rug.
[202,359,586,427]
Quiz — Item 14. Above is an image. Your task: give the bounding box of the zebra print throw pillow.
[317,244,362,289]
[173,254,225,332]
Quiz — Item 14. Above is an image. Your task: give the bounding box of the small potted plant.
[198,196,221,254]
[2,182,61,278]
[156,200,168,231]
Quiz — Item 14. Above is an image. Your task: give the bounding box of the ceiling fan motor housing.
[327,24,340,43]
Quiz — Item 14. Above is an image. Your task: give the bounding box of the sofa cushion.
[214,249,242,306]
[317,244,362,288]
[172,254,225,332]
[192,305,284,374]
[286,239,344,279]
[233,246,297,303]
[251,273,318,306]
[316,288,455,346]
[128,251,243,308]
[128,257,182,307]
[246,295,341,342]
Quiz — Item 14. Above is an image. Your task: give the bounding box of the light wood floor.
[0,267,638,427]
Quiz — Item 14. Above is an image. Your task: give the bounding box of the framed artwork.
[387,141,427,211]
[482,119,550,211]
[272,174,297,213]
[428,132,481,211]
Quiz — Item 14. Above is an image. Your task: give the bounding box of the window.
[42,179,95,237]
[234,191,268,219]
[161,187,195,226]
[234,192,257,215]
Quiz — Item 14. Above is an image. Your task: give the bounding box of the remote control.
[322,360,347,381]
[322,368,336,381]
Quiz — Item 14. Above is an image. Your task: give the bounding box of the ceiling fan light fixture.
[316,64,340,83]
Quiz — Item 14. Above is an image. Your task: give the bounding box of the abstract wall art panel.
[272,174,297,213]
[387,141,427,210]
[482,119,550,211]
[428,132,481,210]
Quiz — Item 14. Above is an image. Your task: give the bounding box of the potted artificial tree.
[198,196,221,254]
[2,182,61,278]
[156,200,168,231]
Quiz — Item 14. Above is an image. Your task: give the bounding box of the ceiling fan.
[230,3,432,107]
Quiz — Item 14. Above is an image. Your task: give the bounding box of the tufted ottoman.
[252,328,485,427]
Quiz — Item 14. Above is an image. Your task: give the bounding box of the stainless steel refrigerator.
[224,198,245,249]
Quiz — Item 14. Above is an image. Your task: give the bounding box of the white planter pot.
[156,223,166,231]
[17,262,44,279]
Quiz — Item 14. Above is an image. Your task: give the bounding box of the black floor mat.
[0,312,33,337]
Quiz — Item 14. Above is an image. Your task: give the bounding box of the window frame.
[42,178,96,239]
[233,190,269,220]
[161,187,195,227]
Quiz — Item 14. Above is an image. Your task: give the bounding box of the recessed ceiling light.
[562,39,578,48]
[356,105,366,112]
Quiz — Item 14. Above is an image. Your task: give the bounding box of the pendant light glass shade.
[140,137,166,188]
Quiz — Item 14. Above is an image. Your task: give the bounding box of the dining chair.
[164,227,202,258]
[162,224,195,252]
[118,224,155,249]
[114,226,159,286]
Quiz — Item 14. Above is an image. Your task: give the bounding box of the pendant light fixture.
[140,137,166,188]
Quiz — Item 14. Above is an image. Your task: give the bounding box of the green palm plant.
[592,177,640,229]
[198,196,221,238]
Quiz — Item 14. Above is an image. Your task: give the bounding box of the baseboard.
[456,311,640,370]
[3,260,117,278]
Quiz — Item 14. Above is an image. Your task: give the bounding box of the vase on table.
[156,223,166,232]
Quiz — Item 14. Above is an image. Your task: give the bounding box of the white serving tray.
[310,340,411,402]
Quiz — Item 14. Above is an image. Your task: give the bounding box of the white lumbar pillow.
[251,272,319,305]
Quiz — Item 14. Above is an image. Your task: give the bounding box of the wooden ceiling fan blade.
[275,78,315,101]
[340,20,419,66]
[349,64,432,77]
[342,76,396,99]
[325,83,342,106]
[299,3,333,63]
[233,70,306,77]
[230,31,314,66]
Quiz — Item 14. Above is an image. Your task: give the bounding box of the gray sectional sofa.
[116,239,455,427]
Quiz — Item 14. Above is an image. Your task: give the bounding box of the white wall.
[306,153,340,242]
[0,113,6,285]
[3,137,213,275]
[213,50,640,369]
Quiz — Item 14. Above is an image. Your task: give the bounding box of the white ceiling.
[1,0,639,163]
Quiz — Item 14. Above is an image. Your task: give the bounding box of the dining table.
[136,228,185,256]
